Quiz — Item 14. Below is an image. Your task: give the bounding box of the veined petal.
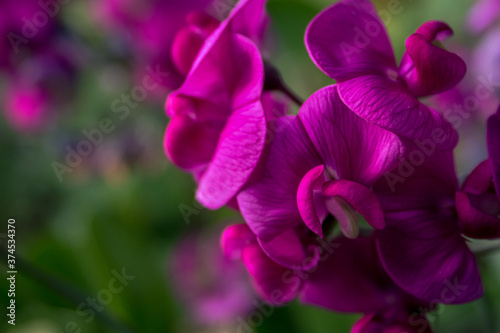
[305,0,396,81]
[338,75,458,150]
[196,99,266,209]
[237,116,322,240]
[299,85,406,185]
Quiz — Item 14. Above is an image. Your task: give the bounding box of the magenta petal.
[229,0,269,44]
[488,106,500,201]
[237,116,321,240]
[258,227,320,270]
[338,76,458,150]
[164,114,221,170]
[299,85,405,186]
[242,242,301,304]
[322,179,385,230]
[305,0,396,81]
[376,211,483,304]
[300,236,391,313]
[297,165,326,238]
[401,29,466,97]
[221,224,256,260]
[196,100,267,209]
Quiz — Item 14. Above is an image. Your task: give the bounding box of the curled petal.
[401,27,466,97]
[456,191,500,239]
[297,165,327,238]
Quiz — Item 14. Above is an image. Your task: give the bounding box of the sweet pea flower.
[236,85,405,270]
[456,106,500,238]
[301,236,433,333]
[165,0,273,209]
[373,150,483,304]
[170,228,255,325]
[305,0,464,149]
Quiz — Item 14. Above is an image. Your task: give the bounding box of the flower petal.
[242,242,302,304]
[297,165,327,238]
[221,224,257,260]
[237,116,321,240]
[305,0,396,81]
[196,99,267,209]
[400,23,466,97]
[376,211,483,304]
[467,0,500,34]
[299,85,406,185]
[338,75,458,150]
[164,114,222,170]
[456,191,500,239]
[300,236,393,313]
[258,227,320,270]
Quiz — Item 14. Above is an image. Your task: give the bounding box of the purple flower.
[236,85,404,270]
[373,149,483,304]
[169,227,255,325]
[467,0,500,34]
[165,0,271,209]
[305,0,464,149]
[456,106,500,238]
[301,236,433,333]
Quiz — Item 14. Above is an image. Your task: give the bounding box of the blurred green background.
[1,0,499,332]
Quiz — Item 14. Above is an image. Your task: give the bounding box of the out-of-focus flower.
[373,150,483,304]
[456,106,500,238]
[170,227,255,325]
[0,1,79,133]
[91,0,215,92]
[467,0,500,34]
[237,85,404,270]
[305,0,464,149]
[165,0,272,210]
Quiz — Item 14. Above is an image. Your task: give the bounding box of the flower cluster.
[164,0,500,331]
